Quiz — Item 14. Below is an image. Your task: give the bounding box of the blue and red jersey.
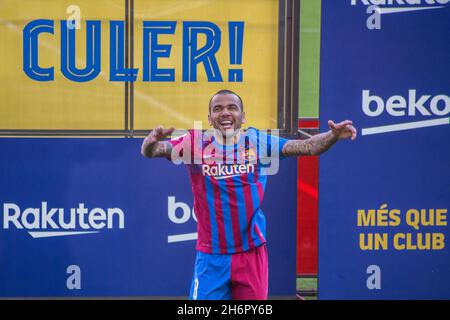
[168,127,288,254]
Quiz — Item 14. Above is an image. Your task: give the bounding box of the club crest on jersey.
[240,147,256,162]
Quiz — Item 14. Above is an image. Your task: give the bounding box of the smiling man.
[141,89,356,300]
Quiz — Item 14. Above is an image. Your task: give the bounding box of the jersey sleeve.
[270,134,289,159]
[247,127,289,162]
[166,131,190,162]
[167,130,202,165]
[167,133,187,148]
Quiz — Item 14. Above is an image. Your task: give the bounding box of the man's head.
[208,90,246,138]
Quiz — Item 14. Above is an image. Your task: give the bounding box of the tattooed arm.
[141,126,174,158]
[282,120,357,157]
[282,130,338,156]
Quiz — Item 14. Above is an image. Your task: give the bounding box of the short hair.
[209,89,244,112]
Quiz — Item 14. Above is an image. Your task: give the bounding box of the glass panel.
[133,0,279,130]
[0,0,125,131]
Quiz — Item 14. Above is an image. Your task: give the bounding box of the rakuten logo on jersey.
[2,202,125,238]
[202,163,255,179]
[361,89,450,135]
[350,0,449,30]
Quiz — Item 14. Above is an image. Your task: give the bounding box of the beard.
[212,125,241,145]
[222,127,239,138]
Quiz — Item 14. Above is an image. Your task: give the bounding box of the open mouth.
[220,120,234,130]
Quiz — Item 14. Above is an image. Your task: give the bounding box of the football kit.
[168,127,288,299]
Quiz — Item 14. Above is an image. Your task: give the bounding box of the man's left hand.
[328,120,357,140]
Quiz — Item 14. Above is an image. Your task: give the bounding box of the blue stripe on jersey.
[204,176,220,254]
[256,172,268,241]
[217,178,235,252]
[232,175,250,252]
[253,209,267,240]
[247,170,263,247]
[259,173,267,193]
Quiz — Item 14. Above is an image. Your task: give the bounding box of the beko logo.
[361,89,449,135]
[350,0,449,30]
[2,202,125,238]
[167,196,197,244]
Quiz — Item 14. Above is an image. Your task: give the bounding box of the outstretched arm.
[141,126,175,158]
[282,120,357,157]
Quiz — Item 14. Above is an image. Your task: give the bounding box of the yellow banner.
[0,0,278,132]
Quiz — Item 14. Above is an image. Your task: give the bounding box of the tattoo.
[141,140,172,158]
[282,131,338,157]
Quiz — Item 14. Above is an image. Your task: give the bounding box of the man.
[141,89,356,300]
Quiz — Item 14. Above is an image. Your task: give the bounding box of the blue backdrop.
[0,138,296,297]
[319,0,450,299]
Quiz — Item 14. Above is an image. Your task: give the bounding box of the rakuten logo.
[361,90,450,135]
[350,0,449,30]
[2,202,125,238]
[202,163,254,179]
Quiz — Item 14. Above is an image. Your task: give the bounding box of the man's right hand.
[146,126,175,144]
[141,126,175,158]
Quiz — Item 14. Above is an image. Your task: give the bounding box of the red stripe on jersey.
[225,178,243,253]
[190,173,212,251]
[212,179,228,254]
[240,174,256,249]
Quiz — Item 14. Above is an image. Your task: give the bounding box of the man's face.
[208,93,246,137]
